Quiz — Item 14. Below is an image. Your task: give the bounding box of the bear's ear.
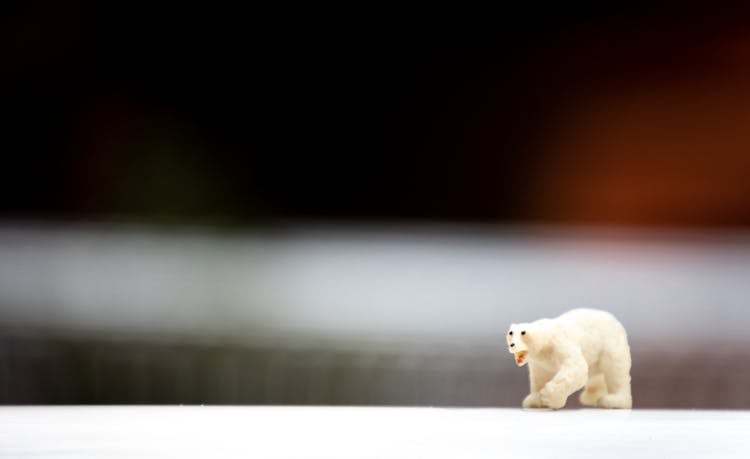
[523,323,550,350]
[519,325,529,338]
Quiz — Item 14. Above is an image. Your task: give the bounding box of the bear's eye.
[509,331,513,336]
[521,331,526,335]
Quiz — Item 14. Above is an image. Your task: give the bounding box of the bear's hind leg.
[579,373,607,407]
[598,353,632,409]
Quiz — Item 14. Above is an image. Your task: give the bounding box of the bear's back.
[554,308,628,352]
[558,308,622,327]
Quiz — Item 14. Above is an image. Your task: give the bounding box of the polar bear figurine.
[507,308,632,409]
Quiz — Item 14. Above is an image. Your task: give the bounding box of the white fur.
[507,308,632,409]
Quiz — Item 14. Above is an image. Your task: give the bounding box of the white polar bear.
[507,308,632,409]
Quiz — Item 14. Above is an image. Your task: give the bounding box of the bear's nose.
[510,343,515,347]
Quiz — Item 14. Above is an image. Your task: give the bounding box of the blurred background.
[1,3,750,408]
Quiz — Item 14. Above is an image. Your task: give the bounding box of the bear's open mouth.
[514,350,528,367]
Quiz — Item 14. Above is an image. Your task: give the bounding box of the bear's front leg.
[522,392,544,408]
[539,351,588,409]
[539,386,568,409]
[523,365,552,408]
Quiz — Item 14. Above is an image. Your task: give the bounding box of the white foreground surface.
[0,407,748,458]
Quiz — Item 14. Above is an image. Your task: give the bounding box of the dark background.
[4,4,750,227]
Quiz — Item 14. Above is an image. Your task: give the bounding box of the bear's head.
[506,322,533,367]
